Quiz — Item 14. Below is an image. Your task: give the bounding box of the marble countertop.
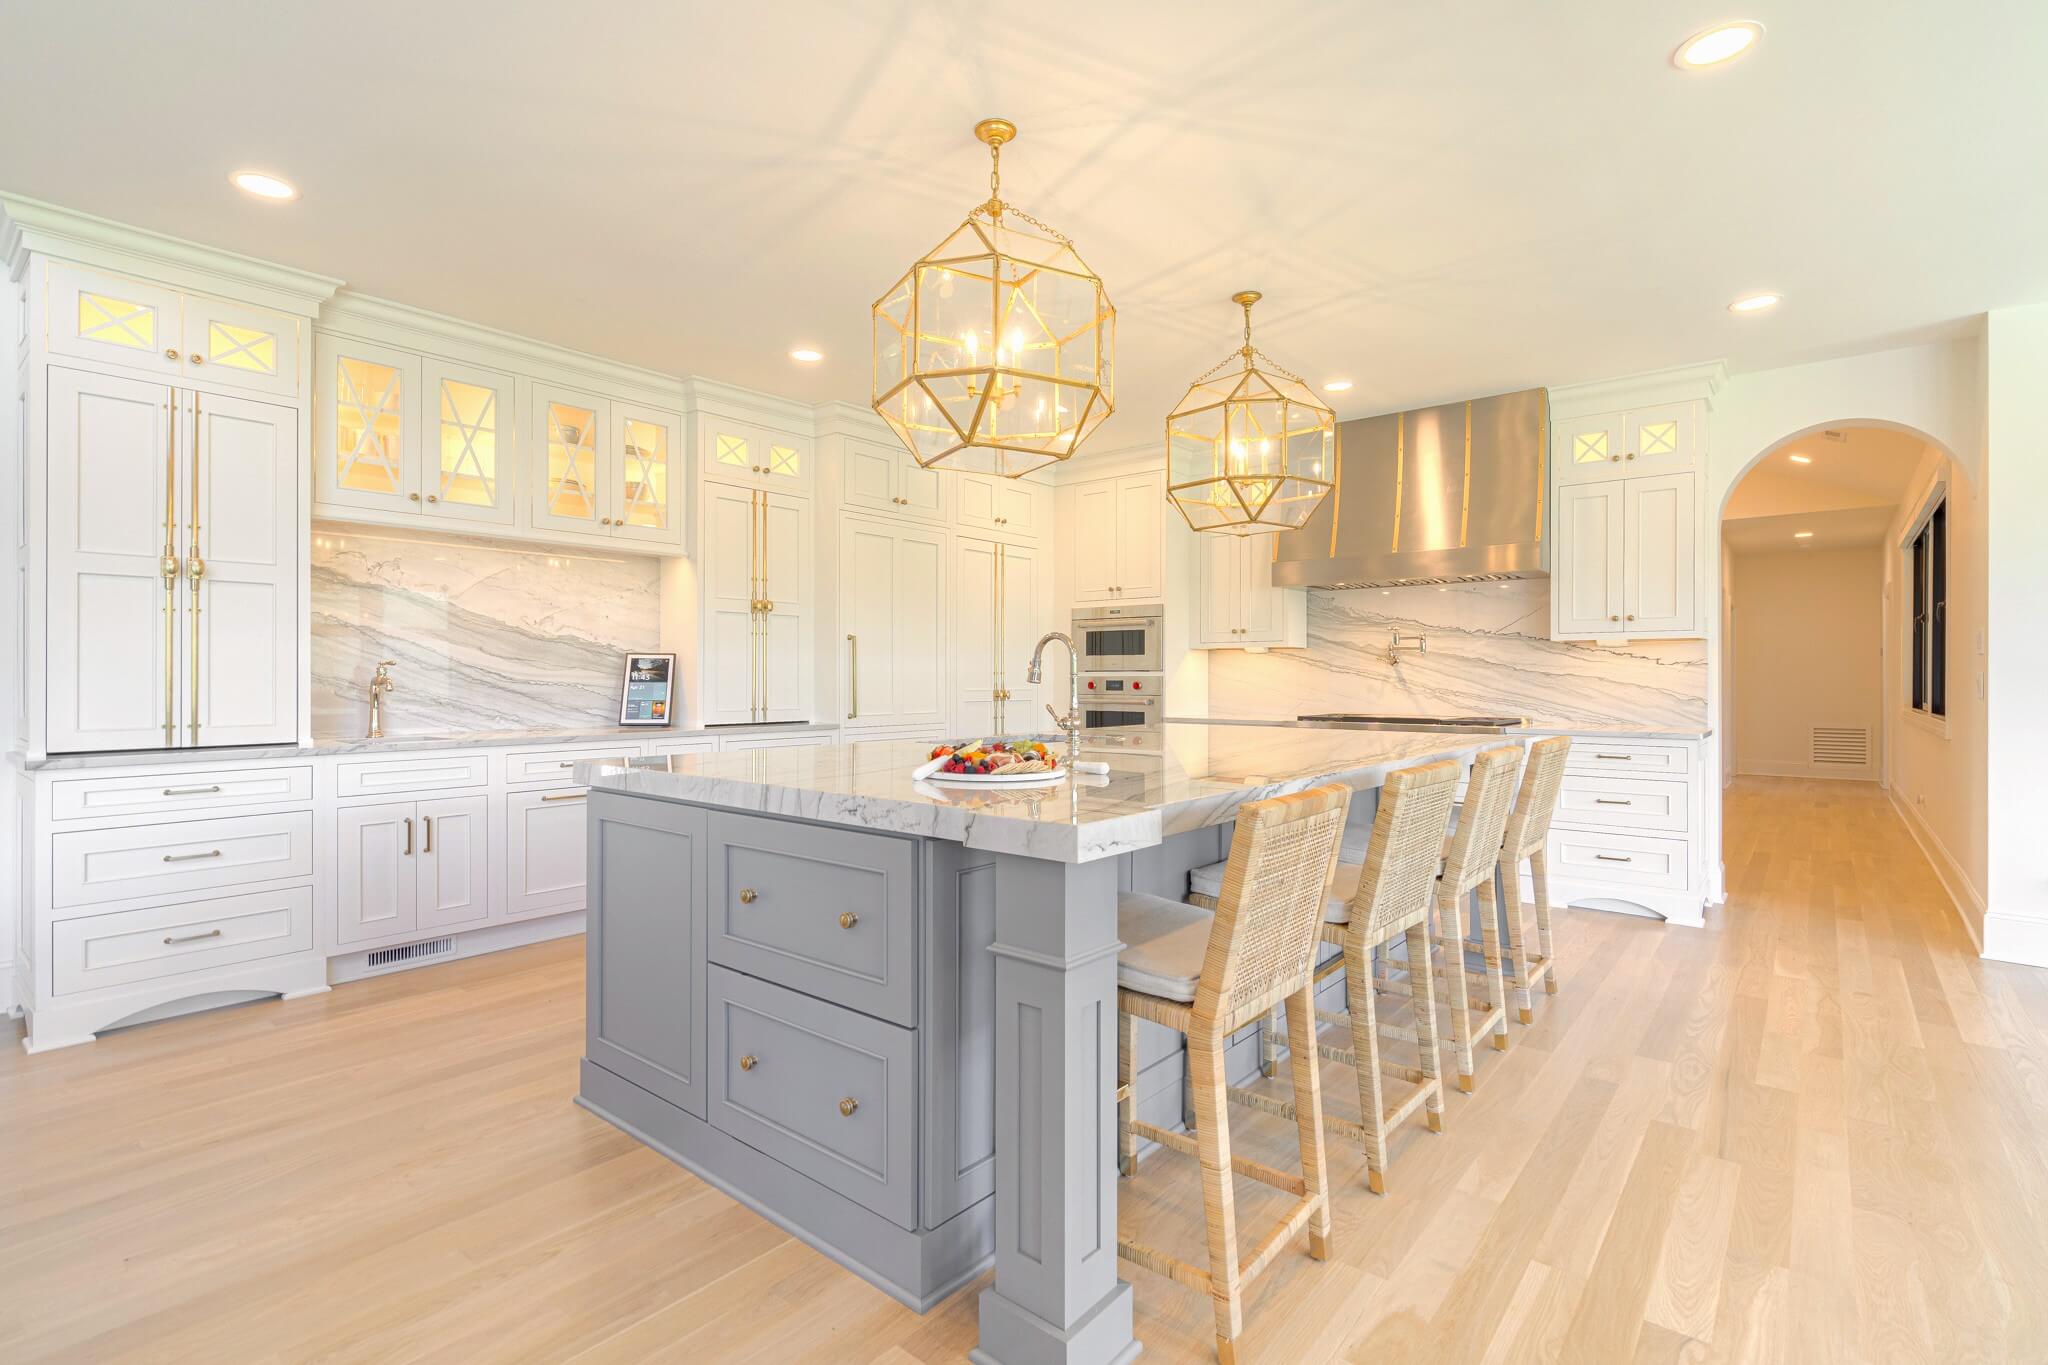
[1164,715,1713,741]
[579,725,1496,864]
[12,722,840,771]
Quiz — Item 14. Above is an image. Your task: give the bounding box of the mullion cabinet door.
[420,358,516,526]
[46,262,183,377]
[530,385,609,535]
[1553,411,1627,487]
[609,403,683,546]
[315,334,422,514]
[182,294,299,399]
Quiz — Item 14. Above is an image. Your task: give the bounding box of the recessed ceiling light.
[1729,292,1781,313]
[1322,379,1354,393]
[230,170,297,201]
[1794,530,1814,539]
[789,347,825,363]
[1788,453,1812,464]
[1674,21,1763,69]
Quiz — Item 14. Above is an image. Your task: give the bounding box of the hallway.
[2,778,2043,1364]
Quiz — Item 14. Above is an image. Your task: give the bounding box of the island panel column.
[973,854,1140,1365]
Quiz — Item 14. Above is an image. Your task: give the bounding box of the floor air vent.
[1811,727,1870,767]
[366,937,455,970]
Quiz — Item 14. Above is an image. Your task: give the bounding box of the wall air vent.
[365,937,455,970]
[1811,727,1870,767]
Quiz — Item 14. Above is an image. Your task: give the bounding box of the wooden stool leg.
[1189,1030,1244,1360]
[1345,929,1389,1193]
[1258,1001,1282,1078]
[1476,872,1511,1052]
[1437,889,1477,1090]
[1532,849,1558,995]
[1406,921,1445,1132]
[1283,986,1333,1254]
[1118,1009,1138,1177]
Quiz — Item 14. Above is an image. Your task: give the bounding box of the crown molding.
[1,193,342,316]
[1050,438,1164,484]
[1547,360,1730,419]
[811,399,896,442]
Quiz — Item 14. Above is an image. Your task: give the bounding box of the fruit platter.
[917,739,1066,786]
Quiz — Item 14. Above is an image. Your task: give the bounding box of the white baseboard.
[1887,789,1985,952]
[1982,912,2048,969]
[1736,762,1877,781]
[328,913,585,984]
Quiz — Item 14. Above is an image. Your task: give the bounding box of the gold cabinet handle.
[1595,753,1632,761]
[1595,853,1633,863]
[162,784,222,796]
[838,1097,859,1117]
[162,399,178,745]
[739,1053,758,1071]
[164,928,223,945]
[540,791,586,802]
[838,911,859,930]
[739,888,758,904]
[423,815,434,854]
[188,392,203,744]
[847,634,858,719]
[161,848,222,862]
[404,817,414,856]
[1594,798,1633,806]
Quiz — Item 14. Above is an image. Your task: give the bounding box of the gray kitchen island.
[574,723,1495,1365]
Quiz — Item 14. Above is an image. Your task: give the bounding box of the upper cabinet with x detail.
[48,261,300,399]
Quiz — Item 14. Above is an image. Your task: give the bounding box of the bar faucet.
[1026,631,1083,764]
[367,660,396,739]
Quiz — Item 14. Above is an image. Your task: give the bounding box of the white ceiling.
[1723,424,1929,550]
[6,3,2046,452]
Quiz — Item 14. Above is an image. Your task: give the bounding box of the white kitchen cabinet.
[47,261,299,399]
[506,788,593,917]
[45,368,298,752]
[702,416,811,493]
[955,471,1042,538]
[418,356,516,526]
[1553,400,1699,487]
[1551,474,1697,639]
[335,793,489,944]
[719,731,839,752]
[952,534,1043,734]
[1070,471,1164,602]
[840,437,941,522]
[315,334,422,516]
[530,384,607,536]
[839,514,947,731]
[1191,533,1305,649]
[609,402,683,545]
[180,293,300,400]
[701,483,812,725]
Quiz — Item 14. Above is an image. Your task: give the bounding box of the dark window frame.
[1908,494,1947,719]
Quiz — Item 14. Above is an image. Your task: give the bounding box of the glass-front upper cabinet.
[420,358,516,526]
[182,294,299,399]
[46,262,298,397]
[530,384,608,536]
[315,333,421,514]
[609,403,683,545]
[701,417,811,491]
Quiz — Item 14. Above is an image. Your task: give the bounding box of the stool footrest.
[1128,1119,1307,1198]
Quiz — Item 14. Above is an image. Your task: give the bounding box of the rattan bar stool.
[1422,745,1524,1091]
[1113,783,1352,1365]
[1497,736,1571,1022]
[1223,758,1462,1194]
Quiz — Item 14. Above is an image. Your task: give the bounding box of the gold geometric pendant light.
[872,118,1116,478]
[1167,291,1336,534]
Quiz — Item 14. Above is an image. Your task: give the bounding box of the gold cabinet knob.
[426,494,438,503]
[739,1054,758,1071]
[1609,615,1620,622]
[1625,452,1636,461]
[739,888,758,904]
[164,348,181,360]
[1626,614,1636,621]
[409,493,421,502]
[838,911,858,930]
[838,1097,859,1117]
[190,353,205,365]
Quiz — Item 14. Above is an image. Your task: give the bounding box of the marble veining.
[1208,581,1708,731]
[581,727,1497,863]
[311,524,662,737]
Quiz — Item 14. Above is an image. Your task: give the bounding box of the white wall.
[1,273,18,1016]
[1730,545,1882,779]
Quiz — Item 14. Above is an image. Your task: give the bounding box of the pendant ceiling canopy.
[1166,291,1337,534]
[871,119,1116,478]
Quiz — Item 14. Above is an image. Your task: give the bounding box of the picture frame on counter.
[618,653,678,726]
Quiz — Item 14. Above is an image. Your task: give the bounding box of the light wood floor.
[5,777,2045,1364]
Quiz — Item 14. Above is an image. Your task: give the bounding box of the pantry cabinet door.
[1553,479,1626,637]
[951,536,999,732]
[419,358,516,526]
[316,334,421,514]
[1623,473,1698,634]
[759,491,810,723]
[701,484,760,725]
[530,386,608,535]
[997,539,1044,729]
[416,794,490,930]
[891,525,949,729]
[840,517,900,724]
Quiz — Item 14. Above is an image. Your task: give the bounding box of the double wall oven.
[1073,606,1163,749]
[1074,603,1162,674]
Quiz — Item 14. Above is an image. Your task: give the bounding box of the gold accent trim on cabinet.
[162,396,178,745]
[187,391,204,745]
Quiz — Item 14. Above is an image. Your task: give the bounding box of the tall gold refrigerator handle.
[187,392,204,744]
[162,396,179,744]
[993,544,1004,730]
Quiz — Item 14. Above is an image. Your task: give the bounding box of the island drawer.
[53,885,313,995]
[1545,829,1691,891]
[1563,741,1691,777]
[706,812,917,1026]
[50,765,314,822]
[1554,774,1689,834]
[706,965,917,1230]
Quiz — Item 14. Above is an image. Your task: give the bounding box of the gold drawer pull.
[541,792,586,803]
[163,928,223,945]
[1595,853,1633,863]
[559,761,578,768]
[1594,753,1632,761]
[161,784,222,796]
[838,911,859,930]
[739,888,758,904]
[162,849,222,862]
[739,1054,758,1071]
[838,1097,859,1117]
[1594,797,1633,805]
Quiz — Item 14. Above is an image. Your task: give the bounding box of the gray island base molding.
[574,727,1493,1365]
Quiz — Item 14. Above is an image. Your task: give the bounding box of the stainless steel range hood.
[1271,386,1548,589]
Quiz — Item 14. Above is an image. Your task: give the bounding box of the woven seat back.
[1500,736,1571,861]
[1442,746,1524,895]
[1197,783,1352,1029]
[1347,760,1462,939]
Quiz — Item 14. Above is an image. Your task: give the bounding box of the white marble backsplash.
[1207,580,1708,730]
[311,524,662,738]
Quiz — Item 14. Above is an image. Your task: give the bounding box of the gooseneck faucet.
[367,659,396,739]
[1026,631,1084,764]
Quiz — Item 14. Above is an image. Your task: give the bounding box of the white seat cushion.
[1115,892,1213,1003]
[1192,859,1356,923]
